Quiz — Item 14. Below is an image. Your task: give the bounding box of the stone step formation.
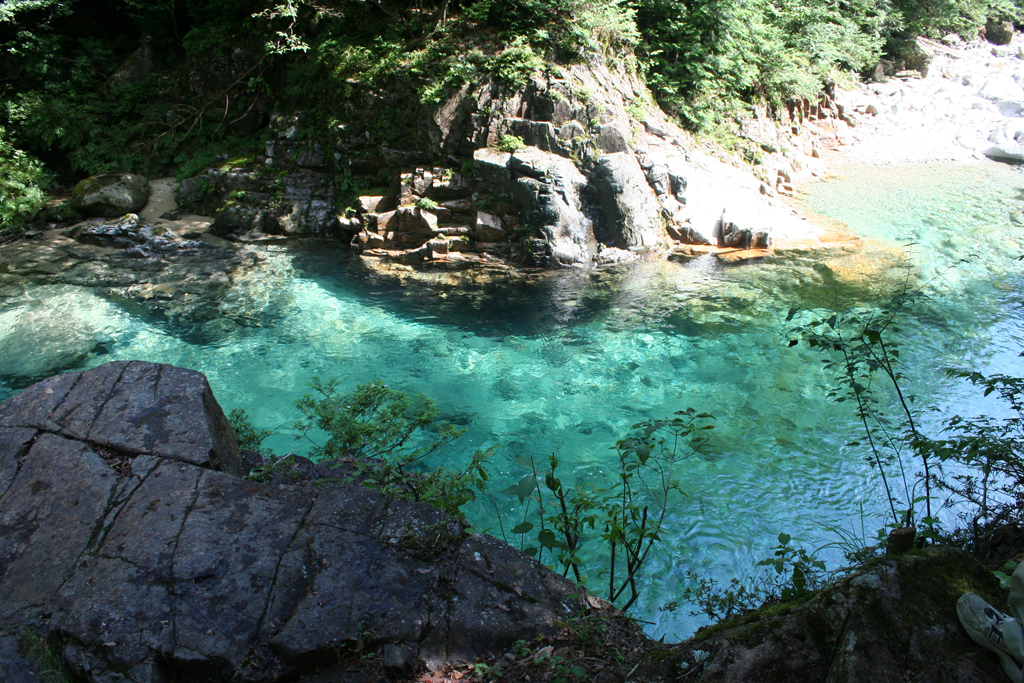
[350,166,518,266]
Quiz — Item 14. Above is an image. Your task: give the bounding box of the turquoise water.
[2,160,1024,639]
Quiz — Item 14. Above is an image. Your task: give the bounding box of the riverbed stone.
[986,17,1015,45]
[0,286,130,381]
[70,173,151,218]
[984,119,1024,162]
[977,74,1024,103]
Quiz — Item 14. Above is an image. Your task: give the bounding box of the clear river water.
[2,160,1024,640]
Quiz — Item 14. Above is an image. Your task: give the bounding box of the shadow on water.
[285,242,904,341]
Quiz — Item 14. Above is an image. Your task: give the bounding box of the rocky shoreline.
[814,34,1024,167]
[6,32,1021,391]
[167,56,824,267]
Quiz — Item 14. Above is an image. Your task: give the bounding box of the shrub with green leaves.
[228,408,274,453]
[294,377,465,462]
[495,134,526,153]
[505,409,714,610]
[636,0,889,131]
[293,377,487,517]
[921,370,1024,552]
[0,128,50,233]
[487,36,545,88]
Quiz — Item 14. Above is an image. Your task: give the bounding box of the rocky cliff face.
[0,361,579,682]
[177,56,813,268]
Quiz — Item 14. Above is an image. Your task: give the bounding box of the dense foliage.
[0,0,267,233]
[3,0,1024,230]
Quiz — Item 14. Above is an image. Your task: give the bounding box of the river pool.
[2,160,1023,639]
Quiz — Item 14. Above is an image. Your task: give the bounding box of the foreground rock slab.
[0,361,578,682]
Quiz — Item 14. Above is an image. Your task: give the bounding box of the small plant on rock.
[228,408,274,454]
[920,369,1024,557]
[20,628,72,683]
[495,134,526,153]
[757,532,828,600]
[487,36,544,88]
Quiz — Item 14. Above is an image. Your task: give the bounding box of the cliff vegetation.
[3,0,1024,232]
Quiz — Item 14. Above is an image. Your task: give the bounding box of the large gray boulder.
[0,362,579,682]
[594,153,667,251]
[70,173,150,218]
[0,361,241,474]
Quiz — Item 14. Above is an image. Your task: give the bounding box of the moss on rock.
[670,546,1007,683]
[69,172,150,218]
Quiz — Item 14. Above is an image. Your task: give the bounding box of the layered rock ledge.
[176,59,816,268]
[0,361,578,682]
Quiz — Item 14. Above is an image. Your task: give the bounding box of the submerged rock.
[72,213,208,255]
[0,362,580,682]
[0,285,130,381]
[0,210,294,341]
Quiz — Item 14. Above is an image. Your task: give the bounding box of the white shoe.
[958,592,1024,683]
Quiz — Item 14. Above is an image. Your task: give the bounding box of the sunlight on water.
[2,160,1024,639]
